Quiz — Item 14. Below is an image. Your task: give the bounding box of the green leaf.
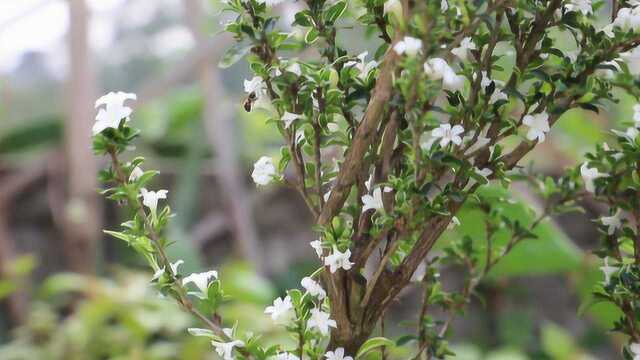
[305,28,320,44]
[325,1,347,24]
[356,337,395,359]
[219,43,252,69]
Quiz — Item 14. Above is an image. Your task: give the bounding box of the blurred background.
[0,0,633,359]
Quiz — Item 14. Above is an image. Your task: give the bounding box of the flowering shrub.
[93,0,640,359]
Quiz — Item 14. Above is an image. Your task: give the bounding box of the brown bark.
[64,0,99,273]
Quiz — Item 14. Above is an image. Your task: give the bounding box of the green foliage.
[0,272,212,360]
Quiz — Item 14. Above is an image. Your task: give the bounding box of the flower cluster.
[94,0,640,358]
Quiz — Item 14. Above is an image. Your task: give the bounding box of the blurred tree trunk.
[63,0,99,273]
[183,0,263,272]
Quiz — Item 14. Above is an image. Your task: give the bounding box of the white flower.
[441,0,449,11]
[129,166,144,182]
[603,7,640,38]
[93,91,137,135]
[410,261,427,282]
[252,156,277,186]
[301,277,326,299]
[324,247,354,273]
[307,308,337,336]
[383,0,402,19]
[393,36,423,56]
[601,210,622,235]
[599,257,619,284]
[361,187,391,212]
[324,347,353,360]
[630,343,640,360]
[276,353,301,360]
[244,76,267,95]
[451,37,476,62]
[183,270,218,294]
[310,240,324,258]
[634,104,640,127]
[621,46,640,76]
[442,70,465,91]
[522,111,550,143]
[212,339,245,360]
[265,295,293,321]
[479,71,508,104]
[286,62,302,76]
[140,188,168,213]
[256,0,285,7]
[564,0,592,15]
[613,126,640,141]
[152,259,184,281]
[423,58,465,91]
[281,112,302,129]
[345,52,378,80]
[432,123,464,147]
[474,167,493,183]
[447,216,461,230]
[580,163,607,193]
[424,58,450,80]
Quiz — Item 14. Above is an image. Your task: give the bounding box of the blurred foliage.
[0,271,213,360]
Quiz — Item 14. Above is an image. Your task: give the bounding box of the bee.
[243,92,257,112]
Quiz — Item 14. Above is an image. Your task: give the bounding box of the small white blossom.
[256,0,285,7]
[183,270,218,294]
[613,126,640,141]
[276,353,301,360]
[602,7,640,38]
[93,91,137,135]
[634,104,640,127]
[564,0,592,15]
[600,257,619,284]
[324,347,353,360]
[265,295,293,321]
[630,343,640,360]
[307,308,337,336]
[424,58,464,91]
[522,111,550,143]
[580,163,607,193]
[324,247,354,273]
[383,0,402,19]
[442,70,465,91]
[451,37,476,62]
[310,240,324,258]
[140,188,168,213]
[301,277,326,299]
[424,58,450,80]
[281,112,302,129]
[441,0,449,11]
[361,187,391,212]
[152,259,184,281]
[393,36,423,56]
[621,46,640,76]
[432,123,464,147]
[479,71,508,104]
[129,166,144,182]
[286,62,302,76]
[212,338,245,360]
[244,76,265,94]
[601,210,622,235]
[252,156,277,186]
[447,216,461,230]
[411,262,427,282]
[345,52,378,80]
